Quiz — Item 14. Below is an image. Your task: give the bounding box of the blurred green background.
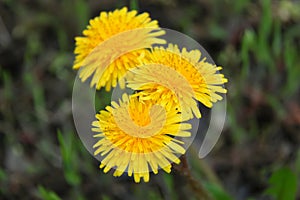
[0,0,299,199]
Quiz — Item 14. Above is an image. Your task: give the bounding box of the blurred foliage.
[57,130,81,186]
[264,167,297,200]
[0,0,299,199]
[205,183,232,200]
[38,185,62,200]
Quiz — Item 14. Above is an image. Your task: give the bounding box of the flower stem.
[173,155,214,200]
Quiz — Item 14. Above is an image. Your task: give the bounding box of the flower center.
[113,103,166,138]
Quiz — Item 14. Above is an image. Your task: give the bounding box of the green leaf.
[101,195,111,200]
[257,0,274,71]
[38,185,61,200]
[23,73,47,122]
[130,0,139,10]
[74,0,90,31]
[0,168,6,181]
[265,167,297,200]
[57,130,81,186]
[209,23,228,40]
[272,20,282,58]
[162,173,176,200]
[2,70,13,102]
[283,39,299,96]
[205,183,233,200]
[241,29,255,79]
[233,0,250,12]
[295,150,300,176]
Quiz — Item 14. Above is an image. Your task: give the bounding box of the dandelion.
[92,94,192,183]
[73,7,165,91]
[127,44,228,119]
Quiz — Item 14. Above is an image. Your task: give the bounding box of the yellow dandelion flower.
[73,7,165,91]
[92,94,191,183]
[127,44,228,119]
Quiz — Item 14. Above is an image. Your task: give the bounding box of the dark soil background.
[0,0,299,200]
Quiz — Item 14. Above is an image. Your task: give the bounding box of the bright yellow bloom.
[92,94,191,183]
[73,7,165,91]
[127,44,228,119]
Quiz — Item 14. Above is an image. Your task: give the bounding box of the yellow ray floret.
[127,44,228,119]
[73,7,165,91]
[92,94,192,183]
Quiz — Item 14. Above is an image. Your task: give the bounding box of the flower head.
[73,7,165,91]
[92,94,191,183]
[127,44,228,119]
